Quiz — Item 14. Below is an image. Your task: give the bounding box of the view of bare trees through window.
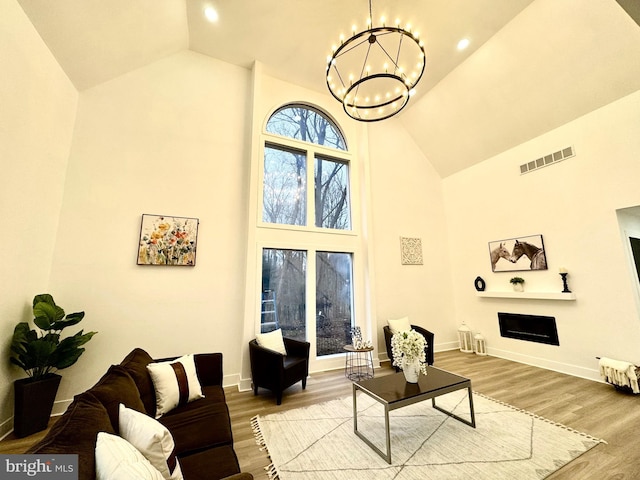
[261,105,354,356]
[315,157,351,229]
[261,248,353,356]
[261,248,306,339]
[263,146,306,226]
[315,252,353,356]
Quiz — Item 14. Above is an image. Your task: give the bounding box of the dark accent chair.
[249,337,310,405]
[383,324,435,372]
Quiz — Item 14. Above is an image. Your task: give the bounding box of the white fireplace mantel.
[476,291,576,301]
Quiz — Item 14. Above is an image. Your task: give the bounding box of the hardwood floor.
[2,350,639,479]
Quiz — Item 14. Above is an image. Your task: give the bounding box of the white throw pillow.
[388,316,412,334]
[118,404,183,480]
[95,432,164,480]
[255,328,287,355]
[146,354,204,418]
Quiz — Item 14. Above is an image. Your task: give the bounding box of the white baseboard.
[488,347,602,382]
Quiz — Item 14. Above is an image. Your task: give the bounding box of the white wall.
[47,50,251,405]
[0,1,78,436]
[443,90,640,379]
[368,120,457,356]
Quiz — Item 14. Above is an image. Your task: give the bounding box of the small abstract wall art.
[400,237,423,265]
[137,214,199,266]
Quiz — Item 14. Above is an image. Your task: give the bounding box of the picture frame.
[488,234,547,272]
[137,214,199,266]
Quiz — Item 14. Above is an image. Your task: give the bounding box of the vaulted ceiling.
[16,0,640,177]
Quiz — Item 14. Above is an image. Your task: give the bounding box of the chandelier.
[325,1,426,122]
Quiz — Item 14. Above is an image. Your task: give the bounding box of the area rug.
[252,389,605,480]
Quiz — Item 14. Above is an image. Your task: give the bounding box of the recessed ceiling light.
[457,38,470,51]
[204,6,219,22]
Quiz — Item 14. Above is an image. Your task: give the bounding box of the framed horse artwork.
[488,234,548,272]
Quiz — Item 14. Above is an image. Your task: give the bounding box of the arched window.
[257,104,357,361]
[262,104,351,230]
[266,105,346,150]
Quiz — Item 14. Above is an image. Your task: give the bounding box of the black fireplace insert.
[498,312,559,346]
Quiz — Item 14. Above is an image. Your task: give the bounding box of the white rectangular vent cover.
[520,146,575,174]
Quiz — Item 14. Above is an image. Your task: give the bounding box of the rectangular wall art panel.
[400,237,423,265]
[137,214,199,266]
[488,234,547,272]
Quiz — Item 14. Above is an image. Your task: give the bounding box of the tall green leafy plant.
[10,294,97,379]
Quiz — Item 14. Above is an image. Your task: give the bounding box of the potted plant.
[510,276,525,292]
[390,329,428,383]
[10,294,97,437]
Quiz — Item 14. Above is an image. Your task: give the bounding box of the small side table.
[344,345,374,381]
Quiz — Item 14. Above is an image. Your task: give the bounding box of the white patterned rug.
[252,389,605,480]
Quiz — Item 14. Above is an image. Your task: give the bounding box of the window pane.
[262,248,307,340]
[316,252,353,356]
[263,146,306,226]
[266,105,346,151]
[314,157,351,230]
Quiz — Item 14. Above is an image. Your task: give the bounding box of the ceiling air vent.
[520,146,575,174]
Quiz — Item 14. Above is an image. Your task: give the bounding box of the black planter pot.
[14,373,61,438]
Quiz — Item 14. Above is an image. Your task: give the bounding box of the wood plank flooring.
[2,350,639,479]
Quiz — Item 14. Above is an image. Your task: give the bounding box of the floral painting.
[137,214,199,266]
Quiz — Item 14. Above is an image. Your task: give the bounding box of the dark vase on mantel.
[13,373,61,438]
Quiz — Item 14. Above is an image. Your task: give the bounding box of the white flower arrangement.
[391,329,428,375]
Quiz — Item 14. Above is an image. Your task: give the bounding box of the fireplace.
[498,312,559,346]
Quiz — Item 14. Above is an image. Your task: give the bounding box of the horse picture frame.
[488,234,548,272]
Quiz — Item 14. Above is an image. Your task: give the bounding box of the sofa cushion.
[26,392,114,480]
[158,396,233,456]
[120,348,156,416]
[88,365,146,431]
[177,445,241,480]
[147,354,204,418]
[95,432,165,480]
[118,404,183,480]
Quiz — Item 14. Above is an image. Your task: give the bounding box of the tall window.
[259,104,356,358]
[263,105,350,231]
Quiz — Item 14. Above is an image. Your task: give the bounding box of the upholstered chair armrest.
[284,338,310,358]
[383,326,394,361]
[249,340,285,377]
[411,325,435,365]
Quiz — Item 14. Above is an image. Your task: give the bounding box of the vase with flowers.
[390,329,428,383]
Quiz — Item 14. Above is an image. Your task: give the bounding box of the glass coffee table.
[352,366,476,463]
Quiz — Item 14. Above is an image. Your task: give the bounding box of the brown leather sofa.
[27,348,253,480]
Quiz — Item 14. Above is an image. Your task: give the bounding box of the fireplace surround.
[498,312,559,346]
